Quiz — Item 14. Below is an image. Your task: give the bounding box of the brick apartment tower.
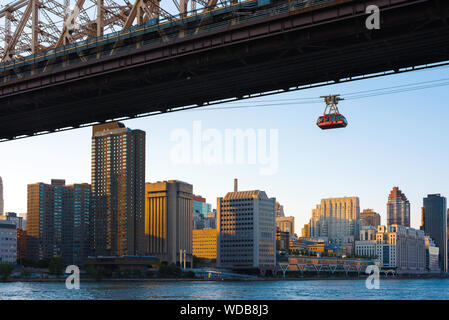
[92,122,146,256]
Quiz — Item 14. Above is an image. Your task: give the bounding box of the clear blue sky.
[1,66,448,233]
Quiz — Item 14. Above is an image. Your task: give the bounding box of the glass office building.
[422,194,448,272]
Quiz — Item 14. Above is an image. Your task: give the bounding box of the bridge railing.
[0,0,338,83]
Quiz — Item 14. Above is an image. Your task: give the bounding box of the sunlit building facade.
[145,180,193,266]
[376,225,426,273]
[360,209,381,227]
[356,224,427,273]
[192,228,217,260]
[301,223,310,238]
[309,197,361,246]
[26,181,57,260]
[92,122,146,257]
[26,180,92,264]
[276,216,294,235]
[355,226,379,258]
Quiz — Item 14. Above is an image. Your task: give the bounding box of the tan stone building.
[276,216,294,235]
[360,209,381,227]
[310,197,361,246]
[145,180,193,266]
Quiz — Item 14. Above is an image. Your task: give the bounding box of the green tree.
[95,267,105,281]
[86,265,96,277]
[158,263,182,278]
[123,269,131,277]
[20,258,36,268]
[37,258,50,268]
[48,257,65,276]
[0,262,15,280]
[192,255,203,266]
[21,269,31,277]
[133,269,142,278]
[183,271,196,279]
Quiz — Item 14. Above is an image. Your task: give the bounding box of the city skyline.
[1,67,449,234]
[1,0,449,306]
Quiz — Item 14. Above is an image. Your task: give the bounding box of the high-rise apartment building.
[309,197,361,246]
[276,216,295,235]
[217,184,276,273]
[360,209,381,227]
[422,194,447,272]
[91,122,145,257]
[27,180,93,264]
[53,185,72,260]
[0,176,3,216]
[387,187,410,227]
[54,184,93,265]
[145,180,193,266]
[70,184,93,265]
[27,181,57,260]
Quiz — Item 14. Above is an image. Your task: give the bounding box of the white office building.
[0,222,17,263]
[356,224,426,273]
[217,182,276,274]
[4,212,25,230]
[355,225,378,258]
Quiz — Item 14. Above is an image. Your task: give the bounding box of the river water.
[1,279,448,300]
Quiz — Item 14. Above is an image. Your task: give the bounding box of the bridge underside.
[0,0,448,140]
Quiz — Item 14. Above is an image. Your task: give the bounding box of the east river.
[1,278,449,300]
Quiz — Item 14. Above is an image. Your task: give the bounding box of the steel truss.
[0,0,229,61]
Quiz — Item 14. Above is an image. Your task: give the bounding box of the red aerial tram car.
[316,95,348,130]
